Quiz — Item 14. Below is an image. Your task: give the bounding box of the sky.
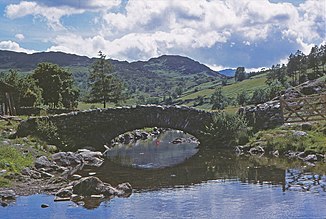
[0,0,325,71]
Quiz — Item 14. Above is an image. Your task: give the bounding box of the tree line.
[0,51,126,109]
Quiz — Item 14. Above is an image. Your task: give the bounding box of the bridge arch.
[16,105,213,151]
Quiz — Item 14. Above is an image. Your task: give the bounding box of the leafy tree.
[236,91,249,106]
[234,67,246,82]
[32,63,79,108]
[1,69,42,107]
[250,88,269,105]
[266,64,287,86]
[210,87,228,110]
[88,51,126,108]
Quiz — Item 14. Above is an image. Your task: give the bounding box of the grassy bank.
[246,121,326,154]
[0,119,50,187]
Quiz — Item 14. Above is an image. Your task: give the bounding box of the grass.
[247,122,326,154]
[0,146,34,173]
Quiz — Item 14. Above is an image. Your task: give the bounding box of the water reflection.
[80,130,326,193]
[106,130,199,169]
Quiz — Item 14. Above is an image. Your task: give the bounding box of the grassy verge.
[246,122,326,154]
[0,119,49,187]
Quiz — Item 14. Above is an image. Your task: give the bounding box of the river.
[1,130,326,218]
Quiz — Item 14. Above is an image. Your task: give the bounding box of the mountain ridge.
[0,50,223,78]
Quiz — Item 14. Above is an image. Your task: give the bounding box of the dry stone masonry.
[15,105,214,151]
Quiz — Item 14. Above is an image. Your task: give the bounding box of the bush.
[202,112,248,146]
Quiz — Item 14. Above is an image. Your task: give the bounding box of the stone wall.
[15,105,213,151]
[239,100,283,130]
[16,107,77,116]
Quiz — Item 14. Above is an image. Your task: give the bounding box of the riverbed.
[1,130,326,218]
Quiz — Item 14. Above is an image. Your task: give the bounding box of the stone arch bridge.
[15,105,214,151]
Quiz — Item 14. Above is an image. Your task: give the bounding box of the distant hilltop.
[0,50,224,78]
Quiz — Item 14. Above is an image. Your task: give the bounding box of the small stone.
[88,172,96,176]
[1,202,8,207]
[90,194,104,199]
[54,197,71,202]
[72,174,82,180]
[41,204,49,208]
[292,131,307,137]
[55,186,73,198]
[40,171,54,178]
[273,150,279,157]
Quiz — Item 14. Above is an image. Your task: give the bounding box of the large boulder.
[34,156,56,169]
[72,176,107,196]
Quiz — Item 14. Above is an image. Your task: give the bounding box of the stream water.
[1,130,326,219]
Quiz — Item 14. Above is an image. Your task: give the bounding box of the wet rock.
[123,133,132,144]
[116,182,132,197]
[54,197,71,202]
[52,152,83,167]
[171,138,183,144]
[41,204,49,208]
[133,131,142,140]
[0,190,16,201]
[34,156,56,169]
[72,176,108,196]
[1,202,8,207]
[56,186,73,198]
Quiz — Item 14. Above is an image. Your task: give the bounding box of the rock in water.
[41,204,49,208]
[72,177,107,196]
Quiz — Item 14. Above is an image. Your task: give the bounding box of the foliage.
[32,62,79,108]
[210,87,228,110]
[250,88,269,105]
[88,51,127,108]
[236,91,249,106]
[202,112,248,146]
[35,118,60,143]
[234,67,246,82]
[0,69,42,107]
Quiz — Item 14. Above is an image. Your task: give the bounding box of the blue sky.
[0,0,325,71]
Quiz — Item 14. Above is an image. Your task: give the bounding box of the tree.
[88,51,126,108]
[236,91,249,106]
[1,69,42,107]
[234,67,246,82]
[32,63,79,108]
[210,87,228,110]
[250,88,268,105]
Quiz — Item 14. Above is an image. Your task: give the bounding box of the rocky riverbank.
[0,149,132,209]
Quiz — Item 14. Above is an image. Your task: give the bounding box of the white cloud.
[0,40,36,53]
[15,33,25,40]
[3,0,326,67]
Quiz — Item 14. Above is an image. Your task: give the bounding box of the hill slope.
[0,50,224,98]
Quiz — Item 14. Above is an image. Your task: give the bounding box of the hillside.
[0,50,224,98]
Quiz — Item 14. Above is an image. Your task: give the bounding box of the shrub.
[202,112,248,146]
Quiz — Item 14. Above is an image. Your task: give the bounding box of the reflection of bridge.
[16,105,213,150]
